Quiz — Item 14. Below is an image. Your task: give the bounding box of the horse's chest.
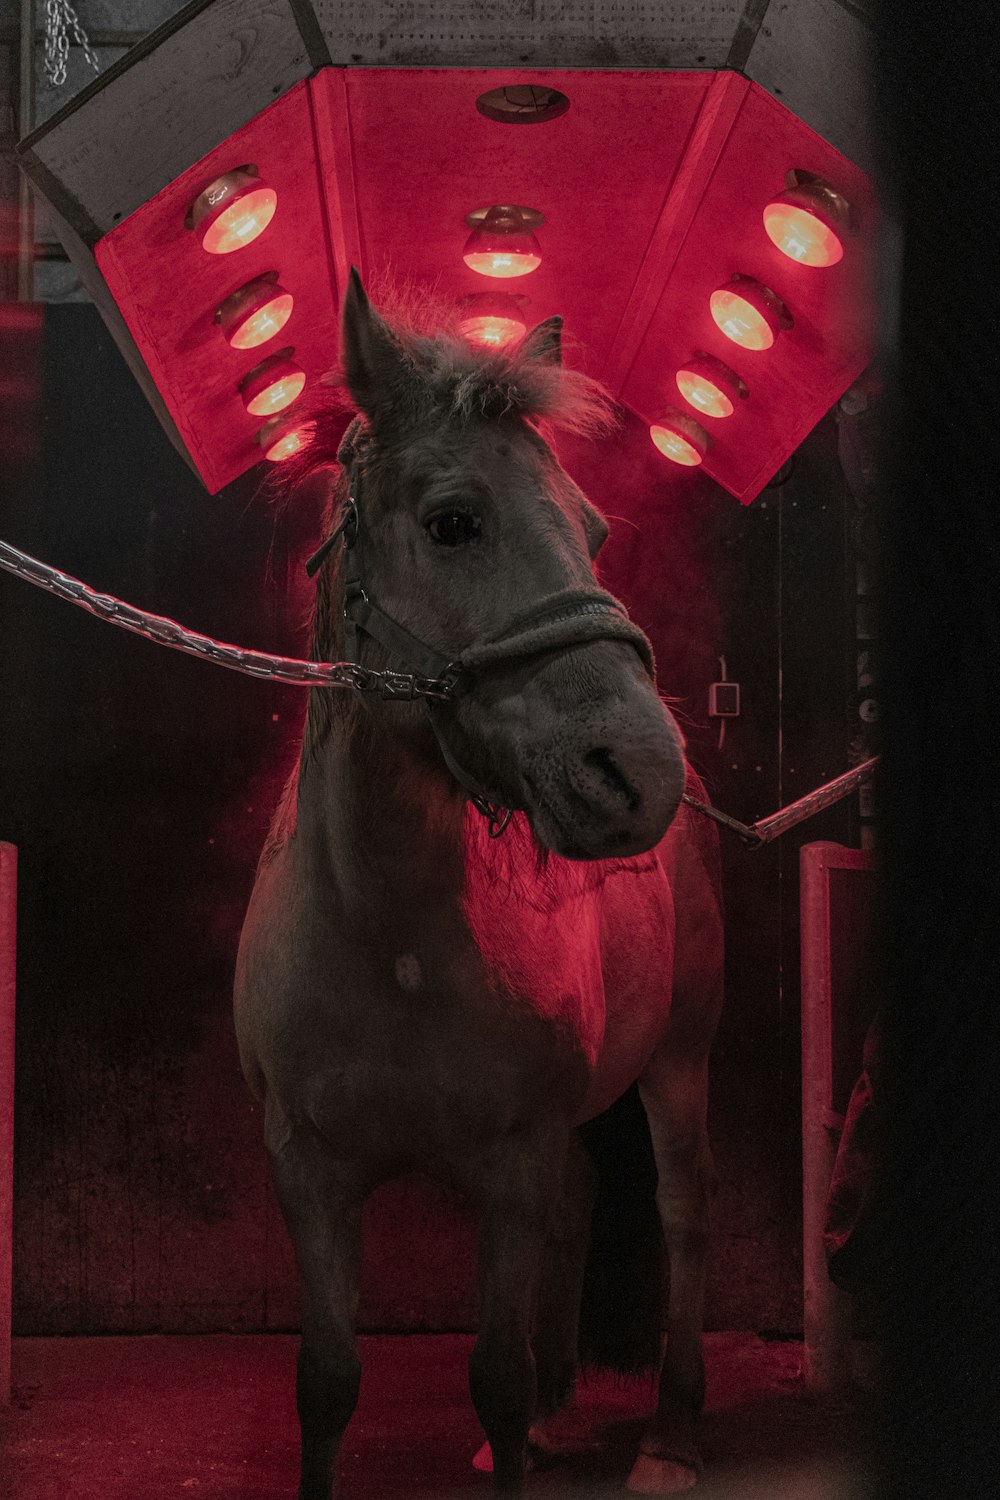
[257,904,602,1159]
[461,881,606,1063]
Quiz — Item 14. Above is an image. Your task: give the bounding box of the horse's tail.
[576,1082,664,1375]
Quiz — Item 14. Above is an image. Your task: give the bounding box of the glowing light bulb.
[246,371,305,417]
[762,178,850,267]
[675,355,748,419]
[458,294,528,349]
[216,276,294,350]
[649,410,708,467]
[230,292,293,348]
[263,421,315,462]
[710,290,774,350]
[463,206,543,280]
[678,372,732,418]
[203,189,276,254]
[763,203,843,266]
[463,249,541,278]
[460,313,527,346]
[709,279,790,352]
[186,169,277,256]
[240,352,305,418]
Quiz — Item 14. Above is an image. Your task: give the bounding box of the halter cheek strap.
[306,440,656,834]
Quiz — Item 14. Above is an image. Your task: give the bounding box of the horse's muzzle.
[525,726,685,861]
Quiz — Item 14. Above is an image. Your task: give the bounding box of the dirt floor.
[2,1332,869,1499]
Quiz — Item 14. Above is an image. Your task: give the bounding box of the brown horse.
[234,270,723,1497]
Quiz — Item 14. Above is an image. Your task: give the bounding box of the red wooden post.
[0,843,15,1405]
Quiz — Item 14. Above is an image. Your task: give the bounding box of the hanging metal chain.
[44,0,101,88]
[0,540,458,700]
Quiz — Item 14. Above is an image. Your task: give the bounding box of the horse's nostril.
[584,747,641,812]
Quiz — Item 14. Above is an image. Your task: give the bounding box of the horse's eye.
[426,510,482,546]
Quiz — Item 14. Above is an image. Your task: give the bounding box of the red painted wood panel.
[92,67,873,502]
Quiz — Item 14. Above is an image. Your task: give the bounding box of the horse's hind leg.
[465,1119,569,1497]
[630,1051,717,1495]
[268,1105,364,1500]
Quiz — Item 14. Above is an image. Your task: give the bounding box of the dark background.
[0,302,860,1336]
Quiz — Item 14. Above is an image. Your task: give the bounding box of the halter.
[305,423,656,837]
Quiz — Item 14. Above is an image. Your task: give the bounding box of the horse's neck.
[295,709,469,911]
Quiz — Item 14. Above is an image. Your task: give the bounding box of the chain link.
[44,0,100,88]
[0,541,459,701]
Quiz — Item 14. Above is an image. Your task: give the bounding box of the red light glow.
[458,293,528,347]
[229,291,294,349]
[461,315,526,348]
[763,202,843,266]
[677,370,732,417]
[240,352,306,417]
[201,188,277,255]
[710,290,774,350]
[216,275,294,350]
[675,354,748,419]
[709,278,790,352]
[463,250,541,279]
[649,410,708,467]
[246,371,304,416]
[263,421,316,462]
[463,206,542,280]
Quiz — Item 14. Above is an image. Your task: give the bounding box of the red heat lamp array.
[184,158,856,470]
[87,72,871,499]
[186,184,542,459]
[649,176,852,468]
[184,166,315,461]
[457,210,538,347]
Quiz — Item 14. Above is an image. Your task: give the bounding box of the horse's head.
[303,270,685,860]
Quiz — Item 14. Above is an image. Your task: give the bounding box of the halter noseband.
[306,424,656,836]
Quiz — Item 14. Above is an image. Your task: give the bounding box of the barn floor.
[2,1333,870,1499]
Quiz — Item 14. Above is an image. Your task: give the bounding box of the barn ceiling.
[16,0,875,503]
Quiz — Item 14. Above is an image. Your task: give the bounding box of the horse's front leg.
[268,1105,364,1500]
[466,1118,569,1497]
[632,1051,717,1495]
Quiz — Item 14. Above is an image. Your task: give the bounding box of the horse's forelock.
[264,294,616,510]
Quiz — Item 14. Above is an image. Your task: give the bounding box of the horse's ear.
[518,315,563,367]
[340,266,416,422]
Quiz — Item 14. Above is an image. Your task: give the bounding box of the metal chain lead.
[44,0,101,87]
[1,538,875,841]
[0,541,457,700]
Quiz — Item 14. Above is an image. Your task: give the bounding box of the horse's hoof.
[626,1451,699,1494]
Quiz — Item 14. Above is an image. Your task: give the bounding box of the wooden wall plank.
[744,0,874,168]
[19,0,315,240]
[313,0,743,68]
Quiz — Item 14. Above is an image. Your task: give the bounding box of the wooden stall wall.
[0,303,855,1335]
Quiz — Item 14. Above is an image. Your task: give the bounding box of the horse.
[234,269,724,1498]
